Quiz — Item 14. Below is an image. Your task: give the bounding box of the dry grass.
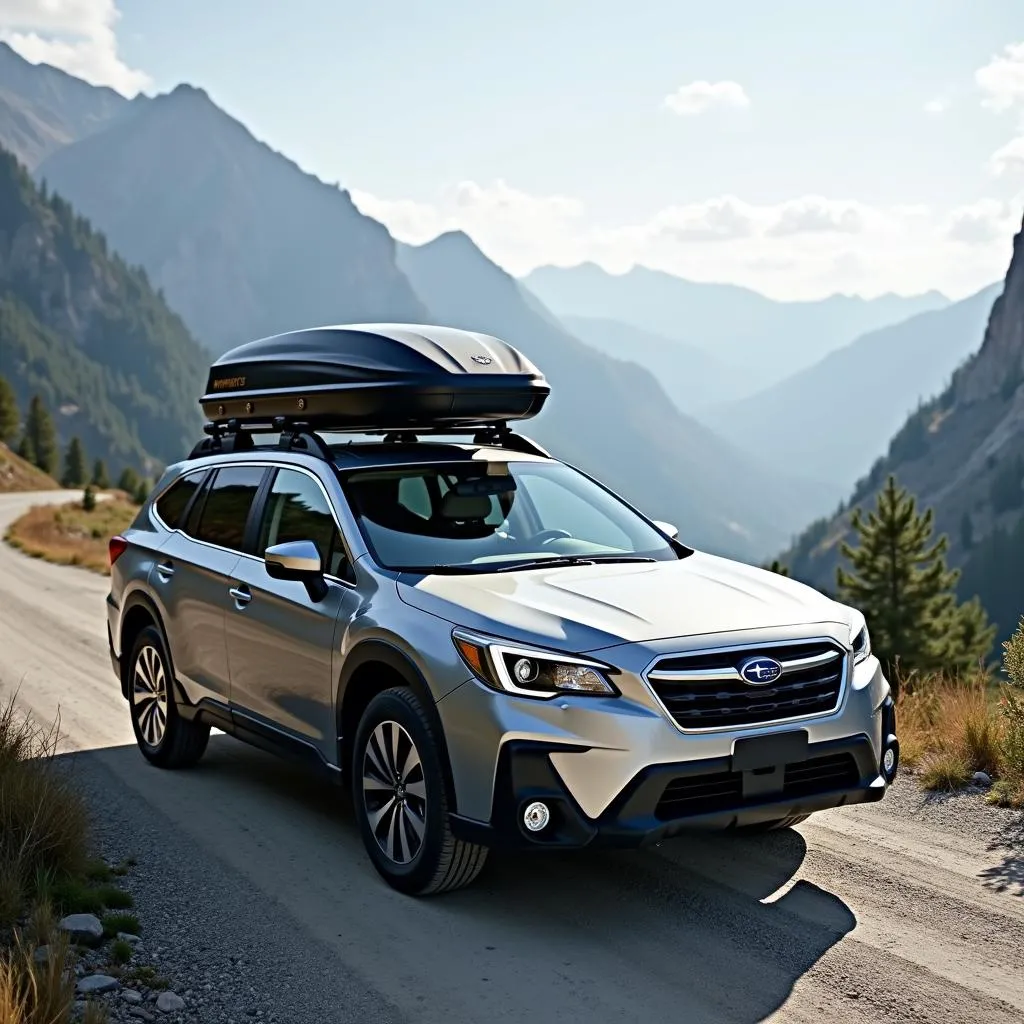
[0,445,59,495]
[4,499,136,575]
[0,696,89,929]
[896,669,1024,805]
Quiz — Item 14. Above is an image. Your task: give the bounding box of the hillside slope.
[398,232,834,559]
[560,315,755,410]
[704,283,1001,491]
[0,42,127,167]
[0,145,206,473]
[524,262,949,386]
[0,441,59,491]
[36,84,428,353]
[785,215,1024,638]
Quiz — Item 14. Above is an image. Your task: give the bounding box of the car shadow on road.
[83,734,857,1023]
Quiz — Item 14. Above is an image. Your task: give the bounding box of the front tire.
[352,687,487,895]
[128,625,209,769]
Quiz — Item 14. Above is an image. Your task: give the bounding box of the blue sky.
[3,1,1024,299]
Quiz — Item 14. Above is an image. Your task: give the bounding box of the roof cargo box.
[200,324,550,431]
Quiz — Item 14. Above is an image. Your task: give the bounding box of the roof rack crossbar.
[187,417,550,462]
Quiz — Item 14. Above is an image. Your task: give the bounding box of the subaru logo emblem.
[739,656,783,686]
[471,354,493,365]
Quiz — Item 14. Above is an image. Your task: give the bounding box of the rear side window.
[155,473,204,530]
[193,466,266,551]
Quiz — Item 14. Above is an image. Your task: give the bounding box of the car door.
[224,465,356,764]
[152,464,266,707]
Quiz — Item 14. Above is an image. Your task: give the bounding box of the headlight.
[452,630,618,698]
[852,622,871,665]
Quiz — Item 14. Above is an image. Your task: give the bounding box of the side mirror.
[652,520,679,540]
[265,540,328,602]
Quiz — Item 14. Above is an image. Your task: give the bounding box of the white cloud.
[976,41,1024,112]
[0,0,149,96]
[765,197,867,237]
[989,135,1024,177]
[354,180,1018,301]
[662,79,750,116]
[924,98,946,115]
[944,199,1015,245]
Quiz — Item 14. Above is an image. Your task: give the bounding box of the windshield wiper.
[495,555,656,573]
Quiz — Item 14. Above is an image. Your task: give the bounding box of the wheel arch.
[338,639,459,811]
[117,592,167,700]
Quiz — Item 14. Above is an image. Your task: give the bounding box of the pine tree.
[133,479,150,505]
[836,475,994,683]
[23,395,58,476]
[81,484,96,512]
[91,458,110,489]
[16,434,34,464]
[117,466,140,494]
[765,558,791,576]
[61,436,87,487]
[0,375,18,443]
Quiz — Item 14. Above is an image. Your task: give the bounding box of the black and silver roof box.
[200,323,549,431]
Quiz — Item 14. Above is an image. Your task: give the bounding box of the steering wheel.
[530,529,573,546]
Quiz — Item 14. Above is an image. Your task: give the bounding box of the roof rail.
[186,417,550,462]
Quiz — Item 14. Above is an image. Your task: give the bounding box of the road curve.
[1,490,1022,1024]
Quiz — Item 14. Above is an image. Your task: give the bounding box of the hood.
[398,552,853,652]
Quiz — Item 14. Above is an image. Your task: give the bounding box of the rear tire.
[352,687,487,895]
[128,625,210,769]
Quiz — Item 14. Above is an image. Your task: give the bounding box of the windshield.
[340,460,681,573]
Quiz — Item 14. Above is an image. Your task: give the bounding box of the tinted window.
[155,473,203,529]
[258,468,348,577]
[193,466,265,551]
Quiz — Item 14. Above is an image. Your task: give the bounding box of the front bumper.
[450,705,897,849]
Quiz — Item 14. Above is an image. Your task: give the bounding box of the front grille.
[646,640,846,730]
[655,752,860,821]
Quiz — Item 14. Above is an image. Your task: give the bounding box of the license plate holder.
[732,729,809,772]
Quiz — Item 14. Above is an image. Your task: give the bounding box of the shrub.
[895,670,1001,782]
[991,623,1024,807]
[81,484,96,512]
[0,697,89,926]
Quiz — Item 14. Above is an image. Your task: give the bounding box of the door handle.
[155,561,175,581]
[229,585,252,606]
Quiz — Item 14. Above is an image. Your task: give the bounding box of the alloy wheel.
[133,644,168,747]
[362,720,428,865]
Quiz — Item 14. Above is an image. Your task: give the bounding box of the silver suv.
[106,327,898,896]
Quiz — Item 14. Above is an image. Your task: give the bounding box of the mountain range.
[0,145,205,474]
[785,215,1024,640]
[702,283,1002,494]
[523,262,950,391]
[0,45,829,559]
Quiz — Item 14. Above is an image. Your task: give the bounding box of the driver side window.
[259,468,351,579]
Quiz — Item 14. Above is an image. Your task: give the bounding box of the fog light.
[882,745,898,779]
[523,801,550,832]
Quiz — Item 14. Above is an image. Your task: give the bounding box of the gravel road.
[1,490,1022,1023]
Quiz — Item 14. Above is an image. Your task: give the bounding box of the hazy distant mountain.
[0,42,127,167]
[0,144,205,474]
[35,84,428,353]
[703,283,1001,494]
[523,263,949,386]
[785,215,1024,641]
[560,315,756,410]
[398,232,835,558]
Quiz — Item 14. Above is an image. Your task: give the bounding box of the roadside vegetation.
[5,496,138,574]
[0,693,147,1022]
